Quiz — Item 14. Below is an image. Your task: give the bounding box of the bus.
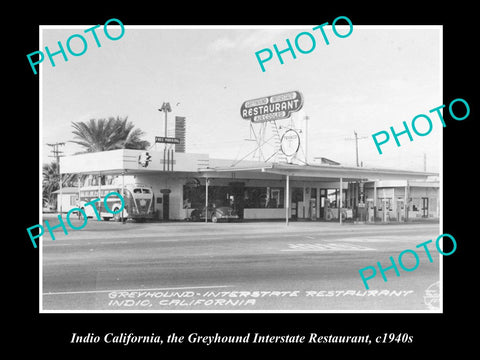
[78,183,155,222]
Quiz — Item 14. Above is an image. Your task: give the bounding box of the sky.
[40,24,442,173]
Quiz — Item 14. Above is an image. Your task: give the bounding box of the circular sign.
[280,129,300,157]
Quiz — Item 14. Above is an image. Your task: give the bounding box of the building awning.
[199,162,437,182]
[59,148,437,182]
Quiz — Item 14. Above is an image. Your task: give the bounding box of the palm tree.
[70,116,150,153]
[42,161,78,207]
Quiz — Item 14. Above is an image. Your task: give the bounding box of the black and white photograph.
[15,4,476,354]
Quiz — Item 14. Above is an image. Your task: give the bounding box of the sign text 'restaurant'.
[240,90,304,123]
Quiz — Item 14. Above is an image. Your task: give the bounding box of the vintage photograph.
[39,24,442,312]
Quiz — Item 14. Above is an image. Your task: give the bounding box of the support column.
[404,180,409,222]
[98,173,102,221]
[392,187,395,222]
[373,181,377,223]
[302,184,306,219]
[285,175,290,226]
[339,177,343,225]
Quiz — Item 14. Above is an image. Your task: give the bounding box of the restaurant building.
[59,148,439,224]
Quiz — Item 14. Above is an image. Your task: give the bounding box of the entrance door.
[291,188,304,219]
[229,181,245,219]
[422,197,429,218]
[163,193,170,220]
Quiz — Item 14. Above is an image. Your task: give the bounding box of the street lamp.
[159,102,172,138]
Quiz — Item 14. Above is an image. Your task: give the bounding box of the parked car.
[190,205,239,223]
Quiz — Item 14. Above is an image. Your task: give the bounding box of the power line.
[345,131,368,167]
[47,142,65,164]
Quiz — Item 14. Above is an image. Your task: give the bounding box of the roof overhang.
[59,149,437,182]
[199,162,437,181]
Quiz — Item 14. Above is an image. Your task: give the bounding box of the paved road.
[41,218,441,312]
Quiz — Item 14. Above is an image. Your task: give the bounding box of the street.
[41,218,441,312]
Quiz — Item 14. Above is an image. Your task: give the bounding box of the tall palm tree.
[70,116,150,153]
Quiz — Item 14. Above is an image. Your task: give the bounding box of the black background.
[12,2,476,355]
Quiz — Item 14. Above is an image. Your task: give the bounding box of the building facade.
[58,149,439,223]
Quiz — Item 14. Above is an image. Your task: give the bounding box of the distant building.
[52,187,78,213]
[364,180,439,222]
[314,157,341,166]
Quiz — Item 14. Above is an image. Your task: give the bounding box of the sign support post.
[159,102,172,152]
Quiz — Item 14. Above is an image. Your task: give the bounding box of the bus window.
[142,189,151,194]
[133,188,142,194]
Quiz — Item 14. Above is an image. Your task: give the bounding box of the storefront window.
[326,189,346,208]
[327,189,337,208]
[183,184,285,210]
[243,187,284,208]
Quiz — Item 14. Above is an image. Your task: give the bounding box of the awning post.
[205,177,209,223]
[285,175,290,226]
[404,180,409,222]
[339,177,343,225]
[98,173,102,221]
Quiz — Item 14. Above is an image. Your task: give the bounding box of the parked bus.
[78,183,155,221]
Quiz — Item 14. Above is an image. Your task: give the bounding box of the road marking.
[43,285,233,296]
[43,240,132,246]
[282,243,375,251]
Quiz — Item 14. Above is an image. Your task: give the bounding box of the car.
[190,206,240,223]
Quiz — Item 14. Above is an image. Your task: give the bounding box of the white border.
[38,24,443,314]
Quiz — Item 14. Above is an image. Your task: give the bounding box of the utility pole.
[345,131,368,167]
[344,132,367,222]
[47,142,65,164]
[304,115,309,164]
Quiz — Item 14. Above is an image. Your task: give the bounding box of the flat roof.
[59,149,437,182]
[201,162,436,181]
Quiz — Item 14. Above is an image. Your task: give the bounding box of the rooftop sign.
[280,129,301,157]
[240,91,304,123]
